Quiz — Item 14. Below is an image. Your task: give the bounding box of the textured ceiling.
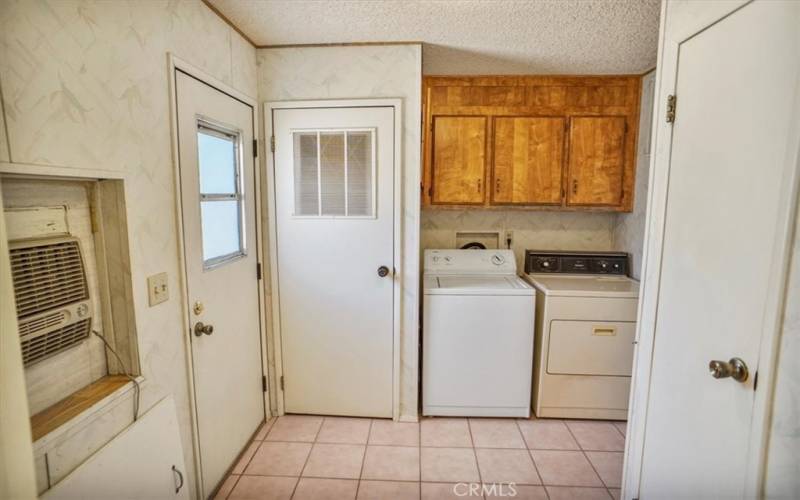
[208,0,660,74]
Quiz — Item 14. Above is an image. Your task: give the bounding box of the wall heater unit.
[10,237,93,367]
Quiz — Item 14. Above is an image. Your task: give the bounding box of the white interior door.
[272,105,395,418]
[176,71,264,495]
[638,2,800,497]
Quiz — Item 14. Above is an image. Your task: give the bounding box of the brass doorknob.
[194,322,214,337]
[709,357,748,382]
[377,266,391,277]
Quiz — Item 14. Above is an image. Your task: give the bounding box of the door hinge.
[270,135,275,152]
[256,262,262,280]
[279,375,285,391]
[262,375,267,393]
[253,139,258,158]
[666,94,677,123]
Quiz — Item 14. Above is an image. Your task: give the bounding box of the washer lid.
[524,274,639,298]
[424,274,535,296]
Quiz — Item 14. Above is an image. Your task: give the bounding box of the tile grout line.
[563,421,611,497]
[515,418,548,498]
[465,419,487,500]
[290,417,324,499]
[354,419,374,499]
[418,418,423,499]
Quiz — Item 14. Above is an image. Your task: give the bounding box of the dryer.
[523,250,639,420]
[423,249,535,417]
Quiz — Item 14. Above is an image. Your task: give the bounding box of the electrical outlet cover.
[147,272,169,306]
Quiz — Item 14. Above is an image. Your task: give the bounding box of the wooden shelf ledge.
[30,375,131,441]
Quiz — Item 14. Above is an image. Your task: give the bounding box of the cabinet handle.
[172,465,184,494]
[495,178,501,193]
[477,179,482,193]
[572,179,578,195]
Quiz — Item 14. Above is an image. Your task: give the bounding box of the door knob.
[708,357,748,382]
[377,266,391,277]
[194,322,214,337]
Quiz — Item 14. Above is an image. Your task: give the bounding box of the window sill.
[31,374,144,447]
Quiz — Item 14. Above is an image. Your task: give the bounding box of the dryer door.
[547,320,635,376]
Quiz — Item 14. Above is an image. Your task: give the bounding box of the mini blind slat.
[293,130,374,217]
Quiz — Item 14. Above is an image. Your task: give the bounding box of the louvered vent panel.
[17,311,65,337]
[20,318,91,366]
[10,238,92,367]
[11,240,89,318]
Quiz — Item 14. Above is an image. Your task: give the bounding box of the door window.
[196,121,245,268]
[292,129,375,217]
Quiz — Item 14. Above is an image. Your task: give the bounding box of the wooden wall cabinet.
[422,76,642,212]
[431,116,487,205]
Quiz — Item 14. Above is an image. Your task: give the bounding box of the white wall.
[614,70,656,280]
[0,1,257,496]
[257,45,422,419]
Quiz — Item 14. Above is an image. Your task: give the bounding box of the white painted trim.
[0,161,127,180]
[167,53,267,500]
[622,2,800,498]
[264,98,405,421]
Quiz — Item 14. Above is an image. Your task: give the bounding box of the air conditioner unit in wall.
[9,236,93,367]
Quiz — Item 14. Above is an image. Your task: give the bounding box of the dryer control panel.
[524,250,629,275]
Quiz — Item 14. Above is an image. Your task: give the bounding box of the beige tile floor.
[215,416,626,500]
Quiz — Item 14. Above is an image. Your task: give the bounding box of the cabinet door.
[431,116,487,204]
[566,116,626,207]
[492,117,565,205]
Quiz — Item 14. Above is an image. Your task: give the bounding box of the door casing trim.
[167,53,269,499]
[623,1,800,498]
[264,99,404,421]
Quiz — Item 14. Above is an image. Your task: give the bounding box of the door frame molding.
[623,1,800,498]
[167,53,269,499]
[264,99,404,420]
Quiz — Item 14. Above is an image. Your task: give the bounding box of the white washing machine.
[422,249,535,417]
[522,250,639,420]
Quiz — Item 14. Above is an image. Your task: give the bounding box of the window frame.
[290,127,378,219]
[196,118,247,270]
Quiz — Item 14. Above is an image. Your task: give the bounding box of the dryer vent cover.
[10,237,92,367]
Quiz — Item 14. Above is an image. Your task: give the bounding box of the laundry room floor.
[214,415,625,500]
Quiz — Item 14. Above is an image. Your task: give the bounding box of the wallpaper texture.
[421,210,617,271]
[0,1,257,496]
[613,70,656,279]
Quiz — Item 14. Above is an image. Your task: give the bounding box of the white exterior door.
[175,71,264,495]
[635,1,800,498]
[272,106,395,417]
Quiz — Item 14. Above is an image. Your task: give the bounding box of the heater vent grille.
[10,238,92,367]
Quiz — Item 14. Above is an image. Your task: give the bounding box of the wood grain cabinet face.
[431,116,487,204]
[566,116,627,207]
[422,76,641,211]
[492,117,565,205]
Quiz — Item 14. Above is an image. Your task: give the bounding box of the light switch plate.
[147,272,169,306]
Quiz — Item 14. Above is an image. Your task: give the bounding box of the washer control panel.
[425,249,517,274]
[524,250,628,275]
